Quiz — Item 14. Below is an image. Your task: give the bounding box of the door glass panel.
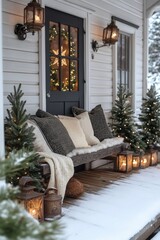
[49,22,59,55]
[50,56,59,91]
[49,21,79,92]
[70,60,78,91]
[70,27,78,57]
[61,24,69,56]
[61,58,69,91]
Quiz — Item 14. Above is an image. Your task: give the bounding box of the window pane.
[61,58,69,91]
[61,24,69,56]
[70,27,78,57]
[50,56,59,91]
[70,60,78,91]
[49,22,59,55]
[117,33,130,91]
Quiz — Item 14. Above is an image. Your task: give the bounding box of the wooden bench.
[40,142,126,184]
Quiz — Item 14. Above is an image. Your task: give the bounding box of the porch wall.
[2,0,144,116]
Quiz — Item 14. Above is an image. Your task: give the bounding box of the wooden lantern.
[44,188,62,220]
[149,150,158,166]
[132,153,140,169]
[116,151,133,172]
[17,176,44,221]
[140,153,150,168]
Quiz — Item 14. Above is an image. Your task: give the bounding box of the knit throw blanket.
[38,151,74,202]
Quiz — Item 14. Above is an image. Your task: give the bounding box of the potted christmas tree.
[138,84,160,165]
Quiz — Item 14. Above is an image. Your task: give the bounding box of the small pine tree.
[4,84,42,187]
[5,84,35,154]
[110,85,146,152]
[138,84,160,149]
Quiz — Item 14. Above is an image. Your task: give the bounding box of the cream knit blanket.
[38,151,74,202]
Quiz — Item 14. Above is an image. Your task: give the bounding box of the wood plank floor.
[62,165,160,240]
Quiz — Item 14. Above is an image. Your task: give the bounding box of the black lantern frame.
[14,0,44,40]
[116,151,133,173]
[91,16,119,52]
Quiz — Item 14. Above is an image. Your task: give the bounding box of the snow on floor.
[59,165,160,240]
[152,231,160,240]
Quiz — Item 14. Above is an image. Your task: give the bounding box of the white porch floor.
[59,165,160,240]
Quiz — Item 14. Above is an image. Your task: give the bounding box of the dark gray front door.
[45,7,84,116]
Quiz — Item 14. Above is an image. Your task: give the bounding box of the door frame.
[39,0,91,111]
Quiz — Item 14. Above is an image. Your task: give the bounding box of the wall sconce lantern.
[91,16,119,52]
[116,151,133,173]
[14,0,45,40]
[17,176,44,221]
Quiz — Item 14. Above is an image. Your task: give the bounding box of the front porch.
[61,165,160,240]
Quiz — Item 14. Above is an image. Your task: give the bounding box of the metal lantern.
[14,0,45,40]
[132,153,140,169]
[140,153,150,168]
[102,17,119,46]
[116,151,133,172]
[24,0,45,35]
[149,150,158,166]
[44,188,62,220]
[17,176,44,221]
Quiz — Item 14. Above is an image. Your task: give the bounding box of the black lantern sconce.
[14,0,45,40]
[91,16,119,52]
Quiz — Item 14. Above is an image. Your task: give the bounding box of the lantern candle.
[133,159,138,167]
[116,151,133,172]
[140,154,150,168]
[132,154,140,169]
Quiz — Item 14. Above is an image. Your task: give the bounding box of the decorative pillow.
[72,104,113,141]
[31,116,75,155]
[58,116,89,148]
[89,105,113,141]
[27,119,52,153]
[75,112,100,145]
[72,106,85,116]
[36,109,54,118]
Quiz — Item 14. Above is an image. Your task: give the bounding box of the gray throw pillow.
[36,109,54,118]
[31,116,75,155]
[72,105,113,141]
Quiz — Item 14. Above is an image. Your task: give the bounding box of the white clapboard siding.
[3,49,38,63]
[3,0,39,117]
[3,61,38,74]
[4,72,39,85]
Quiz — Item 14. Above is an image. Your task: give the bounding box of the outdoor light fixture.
[91,16,119,52]
[116,151,133,173]
[17,176,44,221]
[14,0,45,40]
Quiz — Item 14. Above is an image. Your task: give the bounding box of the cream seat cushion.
[75,112,100,145]
[58,116,89,148]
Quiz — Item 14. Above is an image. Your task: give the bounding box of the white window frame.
[113,22,137,111]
